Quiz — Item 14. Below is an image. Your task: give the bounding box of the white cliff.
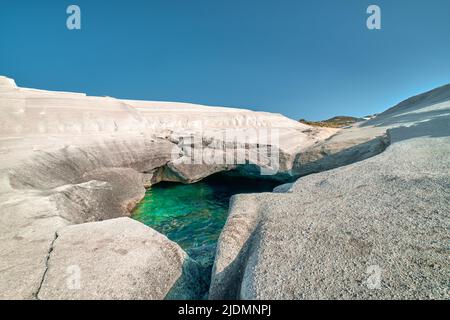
[0,76,335,299]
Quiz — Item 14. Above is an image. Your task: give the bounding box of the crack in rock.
[34,231,58,300]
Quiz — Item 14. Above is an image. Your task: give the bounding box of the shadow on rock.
[165,257,210,300]
[293,135,390,177]
[388,115,450,143]
[208,227,258,300]
[362,107,450,128]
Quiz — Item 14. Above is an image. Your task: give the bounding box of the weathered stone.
[210,85,450,300]
[2,75,448,300]
[37,218,204,300]
[0,76,334,299]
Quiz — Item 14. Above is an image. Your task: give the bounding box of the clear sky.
[1,0,450,120]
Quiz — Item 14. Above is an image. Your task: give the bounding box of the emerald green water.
[132,173,280,267]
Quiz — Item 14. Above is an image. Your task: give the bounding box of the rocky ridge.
[210,84,450,299]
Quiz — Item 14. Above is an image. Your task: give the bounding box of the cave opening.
[131,171,288,298]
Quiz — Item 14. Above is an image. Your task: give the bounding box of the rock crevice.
[35,231,58,300]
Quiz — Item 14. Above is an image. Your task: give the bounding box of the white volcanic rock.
[37,218,204,300]
[5,74,446,300]
[0,76,335,299]
[210,84,450,300]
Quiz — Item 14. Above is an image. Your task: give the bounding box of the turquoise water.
[132,173,280,265]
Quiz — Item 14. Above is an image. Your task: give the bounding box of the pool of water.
[132,173,281,267]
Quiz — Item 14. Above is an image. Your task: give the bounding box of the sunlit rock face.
[0,76,336,299]
[210,84,450,300]
[37,218,205,300]
[4,75,446,300]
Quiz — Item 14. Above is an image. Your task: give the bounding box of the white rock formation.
[37,218,204,300]
[210,84,450,300]
[2,75,447,300]
[0,76,335,299]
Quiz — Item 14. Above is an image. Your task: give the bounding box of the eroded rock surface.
[210,84,450,300]
[2,75,448,300]
[37,218,204,300]
[0,76,335,299]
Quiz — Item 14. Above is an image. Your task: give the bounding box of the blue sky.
[1,0,450,120]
